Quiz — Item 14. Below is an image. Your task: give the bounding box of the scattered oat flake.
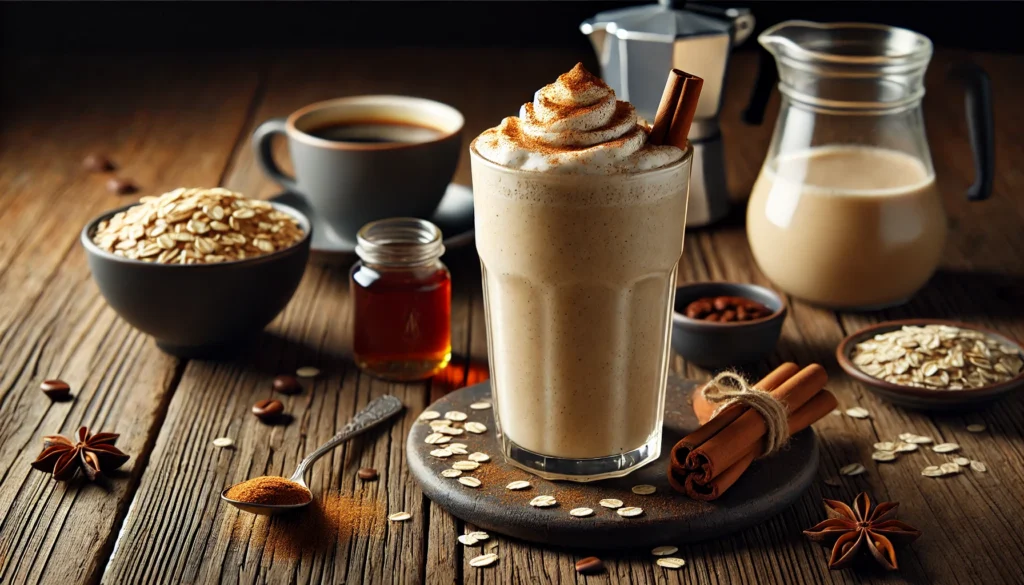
[437,426,464,436]
[932,442,960,453]
[418,410,441,421]
[845,407,870,419]
[656,557,686,569]
[449,442,467,449]
[470,401,492,410]
[631,484,656,495]
[830,409,842,416]
[872,451,897,462]
[967,423,987,433]
[430,448,453,458]
[458,534,481,546]
[823,477,842,487]
[212,437,234,448]
[840,463,866,476]
[445,411,468,421]
[468,452,490,462]
[469,553,498,568]
[906,435,933,444]
[506,481,531,490]
[617,507,643,517]
[954,457,970,466]
[449,446,469,455]
[939,462,961,474]
[465,422,488,434]
[296,366,320,378]
[599,498,623,509]
[459,477,482,488]
[921,466,945,477]
[651,546,678,557]
[873,441,895,451]
[424,433,450,444]
[453,461,480,471]
[530,495,557,507]
[441,469,462,478]
[894,442,918,453]
[970,460,987,473]
[388,512,411,522]
[469,531,489,540]
[570,507,594,518]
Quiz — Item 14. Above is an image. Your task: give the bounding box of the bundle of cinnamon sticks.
[668,363,838,501]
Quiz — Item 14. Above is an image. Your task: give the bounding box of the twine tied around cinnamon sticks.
[701,371,790,456]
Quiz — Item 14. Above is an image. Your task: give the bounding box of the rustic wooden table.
[1,47,1022,585]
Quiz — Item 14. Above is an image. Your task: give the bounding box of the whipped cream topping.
[473,64,684,174]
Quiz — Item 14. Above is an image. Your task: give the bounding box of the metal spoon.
[221,394,404,515]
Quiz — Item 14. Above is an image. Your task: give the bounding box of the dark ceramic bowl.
[81,202,312,357]
[836,319,1024,410]
[671,282,787,370]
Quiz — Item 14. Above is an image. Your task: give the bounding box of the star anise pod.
[804,492,920,570]
[30,426,130,481]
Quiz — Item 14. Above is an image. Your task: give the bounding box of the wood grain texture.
[0,47,1021,585]
[0,55,259,585]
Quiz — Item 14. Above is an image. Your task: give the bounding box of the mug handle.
[252,117,298,192]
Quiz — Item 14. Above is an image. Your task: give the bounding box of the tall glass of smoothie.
[470,64,692,481]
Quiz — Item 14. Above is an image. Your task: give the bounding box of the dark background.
[2,1,1022,54]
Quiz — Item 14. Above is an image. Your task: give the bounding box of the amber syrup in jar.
[351,218,451,381]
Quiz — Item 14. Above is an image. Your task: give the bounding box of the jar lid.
[581,2,737,43]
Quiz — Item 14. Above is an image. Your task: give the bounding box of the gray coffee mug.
[253,95,464,241]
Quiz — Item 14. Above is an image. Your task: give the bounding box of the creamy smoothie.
[471,64,690,480]
[747,145,946,308]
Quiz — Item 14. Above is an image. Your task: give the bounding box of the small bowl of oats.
[81,187,311,357]
[837,319,1024,410]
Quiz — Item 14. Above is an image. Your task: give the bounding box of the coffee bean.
[272,375,301,395]
[575,556,604,575]
[83,154,114,173]
[252,399,284,422]
[40,379,71,400]
[357,467,378,481]
[106,177,137,195]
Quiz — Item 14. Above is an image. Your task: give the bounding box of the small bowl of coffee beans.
[81,187,311,357]
[671,282,787,369]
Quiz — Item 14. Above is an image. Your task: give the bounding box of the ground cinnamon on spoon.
[226,476,311,506]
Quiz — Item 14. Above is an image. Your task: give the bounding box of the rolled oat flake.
[468,452,490,462]
[840,463,866,476]
[617,507,643,517]
[469,553,498,568]
[296,366,320,378]
[656,557,686,569]
[932,442,960,453]
[469,401,492,410]
[631,484,656,495]
[651,546,678,557]
[388,512,411,522]
[212,437,234,448]
[569,507,594,518]
[441,469,463,478]
[459,476,482,488]
[599,498,623,509]
[506,480,531,490]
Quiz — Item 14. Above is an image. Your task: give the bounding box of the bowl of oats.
[837,320,1024,409]
[81,187,311,357]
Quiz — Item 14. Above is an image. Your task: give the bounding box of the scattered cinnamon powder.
[241,491,385,560]
[226,476,311,506]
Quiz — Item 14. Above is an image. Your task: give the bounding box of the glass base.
[356,352,451,382]
[500,433,662,483]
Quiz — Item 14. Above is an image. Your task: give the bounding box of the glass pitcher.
[746,21,993,309]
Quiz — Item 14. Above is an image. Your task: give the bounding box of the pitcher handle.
[950,62,995,201]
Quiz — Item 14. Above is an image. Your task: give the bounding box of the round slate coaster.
[407,376,819,550]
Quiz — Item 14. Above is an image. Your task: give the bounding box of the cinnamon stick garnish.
[649,69,704,148]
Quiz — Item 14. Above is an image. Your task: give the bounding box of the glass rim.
[759,21,934,68]
[355,217,444,267]
[468,139,693,179]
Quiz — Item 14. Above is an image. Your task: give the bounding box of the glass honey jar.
[350,218,451,381]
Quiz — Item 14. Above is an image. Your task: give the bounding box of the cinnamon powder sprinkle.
[226,476,311,506]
